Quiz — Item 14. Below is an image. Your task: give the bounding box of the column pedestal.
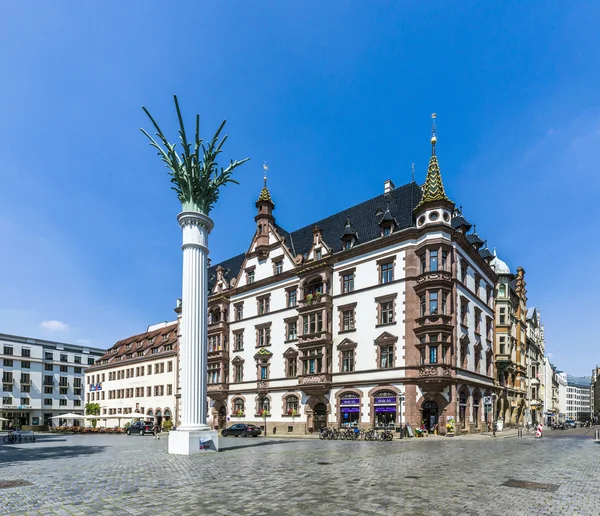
[168,429,220,455]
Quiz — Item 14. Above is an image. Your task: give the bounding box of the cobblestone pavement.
[1,431,599,515]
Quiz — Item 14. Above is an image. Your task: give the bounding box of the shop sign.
[340,398,360,405]
[89,383,103,392]
[2,405,17,409]
[374,407,396,412]
[374,397,396,404]
[17,405,30,409]
[341,407,360,413]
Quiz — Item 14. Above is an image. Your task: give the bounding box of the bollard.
[595,429,599,442]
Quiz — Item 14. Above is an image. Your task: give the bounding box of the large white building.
[203,131,498,435]
[84,321,178,427]
[565,374,591,422]
[0,333,105,430]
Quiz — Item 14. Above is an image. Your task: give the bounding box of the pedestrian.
[153,422,161,439]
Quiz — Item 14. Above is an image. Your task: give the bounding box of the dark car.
[221,423,262,437]
[126,421,154,436]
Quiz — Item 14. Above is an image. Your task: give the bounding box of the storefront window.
[339,393,360,428]
[373,392,397,428]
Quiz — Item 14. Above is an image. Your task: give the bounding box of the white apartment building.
[565,374,591,422]
[85,321,178,426]
[0,333,104,429]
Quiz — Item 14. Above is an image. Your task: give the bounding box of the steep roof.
[208,181,423,287]
[89,322,178,369]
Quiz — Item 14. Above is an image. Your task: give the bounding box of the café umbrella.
[50,413,85,424]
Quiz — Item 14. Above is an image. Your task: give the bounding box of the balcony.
[416,365,453,386]
[207,348,229,361]
[297,294,332,313]
[297,330,332,347]
[207,383,229,400]
[297,373,332,395]
[415,270,452,291]
[495,354,512,369]
[529,378,540,386]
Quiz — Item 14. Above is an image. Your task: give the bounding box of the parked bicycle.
[3,432,20,444]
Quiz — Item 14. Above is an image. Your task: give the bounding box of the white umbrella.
[0,417,9,421]
[51,413,85,420]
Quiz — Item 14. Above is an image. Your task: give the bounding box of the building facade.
[84,322,179,427]
[592,366,600,423]
[203,132,497,435]
[490,253,528,427]
[0,333,104,429]
[565,374,591,422]
[525,307,544,425]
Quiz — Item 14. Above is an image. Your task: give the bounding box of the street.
[1,431,599,515]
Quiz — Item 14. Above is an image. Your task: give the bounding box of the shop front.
[373,392,397,429]
[339,393,361,428]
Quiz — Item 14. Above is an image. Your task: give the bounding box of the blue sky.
[0,2,598,375]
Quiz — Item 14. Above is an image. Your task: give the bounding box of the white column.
[178,211,213,430]
[169,211,219,454]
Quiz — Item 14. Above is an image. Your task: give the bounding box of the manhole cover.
[316,462,332,465]
[405,475,421,479]
[502,479,559,492]
[0,480,33,489]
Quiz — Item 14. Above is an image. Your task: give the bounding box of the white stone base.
[168,429,220,455]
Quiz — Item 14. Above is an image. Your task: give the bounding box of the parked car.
[221,423,262,437]
[126,421,154,436]
[565,419,576,428]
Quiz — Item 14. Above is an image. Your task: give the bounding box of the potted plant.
[162,420,174,433]
[315,291,322,302]
[234,409,245,417]
[306,294,314,305]
[287,408,298,417]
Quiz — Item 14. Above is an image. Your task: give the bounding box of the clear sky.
[0,2,598,375]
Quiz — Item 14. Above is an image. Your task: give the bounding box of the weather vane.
[263,161,268,187]
[431,113,437,155]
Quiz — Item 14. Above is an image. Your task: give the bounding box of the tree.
[85,402,101,428]
[141,95,249,215]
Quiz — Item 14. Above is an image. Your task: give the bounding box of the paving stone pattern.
[1,432,599,515]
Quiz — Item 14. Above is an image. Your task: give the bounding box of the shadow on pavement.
[0,445,107,465]
[220,439,295,452]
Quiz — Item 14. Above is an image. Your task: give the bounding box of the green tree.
[85,402,101,428]
[141,95,249,215]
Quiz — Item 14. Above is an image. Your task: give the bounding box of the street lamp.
[492,392,497,437]
[263,398,268,437]
[398,394,405,438]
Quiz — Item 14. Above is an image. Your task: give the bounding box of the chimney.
[384,179,395,194]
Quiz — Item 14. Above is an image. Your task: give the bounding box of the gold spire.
[257,161,272,202]
[415,113,451,209]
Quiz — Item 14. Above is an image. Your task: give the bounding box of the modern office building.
[0,333,105,429]
[84,321,179,427]
[565,374,592,422]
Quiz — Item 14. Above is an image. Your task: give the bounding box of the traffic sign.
[483,396,493,406]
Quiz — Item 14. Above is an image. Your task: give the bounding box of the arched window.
[233,398,245,416]
[498,284,506,298]
[164,409,171,421]
[285,395,299,414]
[256,396,270,415]
[147,409,154,416]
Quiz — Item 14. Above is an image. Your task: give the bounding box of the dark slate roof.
[479,248,494,260]
[208,252,246,292]
[208,182,423,289]
[451,214,472,231]
[466,233,484,248]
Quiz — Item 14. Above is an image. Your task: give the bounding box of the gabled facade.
[204,127,497,435]
[525,307,544,425]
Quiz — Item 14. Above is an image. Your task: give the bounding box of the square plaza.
[1,433,599,516]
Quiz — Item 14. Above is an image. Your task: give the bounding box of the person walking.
[153,422,161,440]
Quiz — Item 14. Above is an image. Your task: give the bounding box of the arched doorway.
[155,409,163,426]
[422,401,439,432]
[313,402,327,431]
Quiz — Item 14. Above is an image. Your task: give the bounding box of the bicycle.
[3,432,20,444]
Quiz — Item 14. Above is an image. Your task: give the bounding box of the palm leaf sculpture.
[141,95,249,215]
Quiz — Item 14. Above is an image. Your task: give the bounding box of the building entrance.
[422,401,439,432]
[313,403,327,431]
